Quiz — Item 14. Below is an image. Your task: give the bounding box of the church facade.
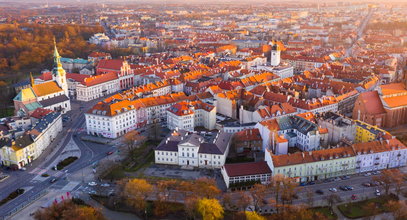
[13,42,71,116]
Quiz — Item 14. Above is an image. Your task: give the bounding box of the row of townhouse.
[265,137,407,183]
[221,136,407,188]
[154,129,232,169]
[85,92,188,138]
[0,112,62,169]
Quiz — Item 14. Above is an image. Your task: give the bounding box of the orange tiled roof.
[32,81,62,97]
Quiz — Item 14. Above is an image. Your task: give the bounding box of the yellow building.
[0,134,35,169]
[355,120,390,143]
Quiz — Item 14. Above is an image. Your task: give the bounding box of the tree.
[385,200,407,220]
[245,211,266,220]
[373,169,394,195]
[305,189,314,207]
[123,178,153,214]
[363,202,378,220]
[122,130,146,153]
[184,196,198,219]
[235,191,252,211]
[269,174,284,213]
[191,177,221,199]
[95,158,119,181]
[34,200,105,220]
[324,194,341,212]
[196,198,224,220]
[249,184,267,211]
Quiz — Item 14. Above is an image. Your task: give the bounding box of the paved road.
[0,98,114,218]
[345,8,373,57]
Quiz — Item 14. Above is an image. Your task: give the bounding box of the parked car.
[316,190,324,195]
[20,167,26,171]
[364,172,372,177]
[299,182,307,186]
[329,188,337,192]
[345,186,354,191]
[362,182,371,187]
[88,182,97,186]
[375,189,381,196]
[308,181,316,185]
[339,186,348,191]
[101,183,110,187]
[351,194,357,200]
[50,178,57,183]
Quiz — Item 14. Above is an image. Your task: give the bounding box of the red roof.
[97,59,124,70]
[84,72,118,87]
[37,72,52,81]
[223,161,271,177]
[30,108,53,119]
[358,91,386,115]
[88,51,111,58]
[66,73,90,84]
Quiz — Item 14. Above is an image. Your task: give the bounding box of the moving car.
[50,178,57,183]
[106,151,114,155]
[351,194,357,200]
[375,189,381,196]
[88,182,97,186]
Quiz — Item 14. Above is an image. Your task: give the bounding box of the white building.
[255,113,325,153]
[353,138,407,173]
[155,130,232,169]
[167,100,216,132]
[74,73,120,101]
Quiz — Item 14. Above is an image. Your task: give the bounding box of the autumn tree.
[373,169,399,195]
[184,196,198,219]
[123,178,153,214]
[235,191,252,211]
[363,202,378,220]
[305,189,314,207]
[245,211,266,220]
[196,198,224,220]
[121,130,146,153]
[95,158,119,181]
[34,200,105,220]
[385,200,407,220]
[249,184,268,211]
[191,177,221,199]
[324,194,341,212]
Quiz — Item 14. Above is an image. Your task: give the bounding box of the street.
[0,97,115,219]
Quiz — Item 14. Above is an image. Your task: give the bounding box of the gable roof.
[32,81,62,97]
[357,91,386,115]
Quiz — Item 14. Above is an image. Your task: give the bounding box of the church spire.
[30,72,34,86]
[53,38,61,69]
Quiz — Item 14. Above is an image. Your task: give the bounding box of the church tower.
[270,41,281,66]
[52,39,68,96]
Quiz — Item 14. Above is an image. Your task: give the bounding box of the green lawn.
[337,195,397,219]
[310,206,338,219]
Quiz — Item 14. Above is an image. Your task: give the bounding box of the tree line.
[0,22,103,72]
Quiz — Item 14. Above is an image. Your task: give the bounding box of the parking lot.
[143,165,215,180]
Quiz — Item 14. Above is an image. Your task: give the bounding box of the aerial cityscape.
[0,0,407,220]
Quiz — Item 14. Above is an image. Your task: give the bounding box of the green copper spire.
[53,38,61,68]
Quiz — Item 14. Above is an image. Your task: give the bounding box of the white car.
[101,183,110,187]
[364,172,371,177]
[375,189,381,196]
[88,182,97,186]
[329,188,337,192]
